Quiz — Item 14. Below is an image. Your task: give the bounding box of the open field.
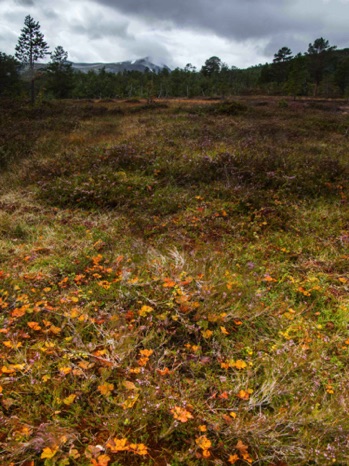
[0,97,349,465]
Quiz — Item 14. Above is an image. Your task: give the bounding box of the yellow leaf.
[2,365,17,374]
[98,383,114,396]
[229,412,237,419]
[220,326,229,335]
[63,394,77,405]
[234,360,247,370]
[122,394,139,409]
[138,305,153,317]
[41,446,58,459]
[59,366,72,375]
[69,308,80,319]
[3,341,22,349]
[198,425,207,432]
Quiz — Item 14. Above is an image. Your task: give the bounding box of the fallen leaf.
[98,383,114,396]
[63,394,77,405]
[41,446,58,459]
[170,406,194,423]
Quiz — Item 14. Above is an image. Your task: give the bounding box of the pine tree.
[15,15,49,104]
[46,46,74,98]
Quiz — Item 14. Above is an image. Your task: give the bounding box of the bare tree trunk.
[30,56,35,105]
[30,77,35,105]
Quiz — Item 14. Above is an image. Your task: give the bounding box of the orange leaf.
[98,383,114,396]
[106,438,129,452]
[59,366,72,375]
[202,329,213,339]
[170,406,194,423]
[91,454,111,466]
[228,453,239,464]
[157,367,171,376]
[27,321,42,331]
[263,275,277,282]
[234,360,247,370]
[139,349,153,357]
[163,278,176,288]
[237,389,253,400]
[195,436,212,450]
[129,443,149,456]
[123,380,137,390]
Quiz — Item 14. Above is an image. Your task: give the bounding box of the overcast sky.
[1,0,348,69]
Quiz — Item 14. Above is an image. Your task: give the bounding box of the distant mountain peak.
[71,57,171,74]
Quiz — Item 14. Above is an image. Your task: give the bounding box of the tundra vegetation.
[0,96,348,465]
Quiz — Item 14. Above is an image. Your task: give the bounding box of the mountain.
[68,57,171,74]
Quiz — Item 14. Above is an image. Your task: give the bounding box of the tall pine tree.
[15,15,49,104]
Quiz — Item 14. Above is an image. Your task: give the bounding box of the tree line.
[1,15,349,103]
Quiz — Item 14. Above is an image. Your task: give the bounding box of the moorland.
[0,97,348,465]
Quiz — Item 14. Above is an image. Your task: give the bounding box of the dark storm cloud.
[94,0,312,41]
[14,0,35,5]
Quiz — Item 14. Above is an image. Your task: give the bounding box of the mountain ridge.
[50,56,171,74]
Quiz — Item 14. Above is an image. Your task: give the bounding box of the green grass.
[0,97,348,465]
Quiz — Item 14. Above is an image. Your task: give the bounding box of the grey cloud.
[94,0,309,41]
[14,0,35,5]
[68,14,130,41]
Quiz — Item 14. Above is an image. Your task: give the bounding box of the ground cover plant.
[0,97,348,465]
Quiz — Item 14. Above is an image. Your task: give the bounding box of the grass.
[0,97,348,465]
